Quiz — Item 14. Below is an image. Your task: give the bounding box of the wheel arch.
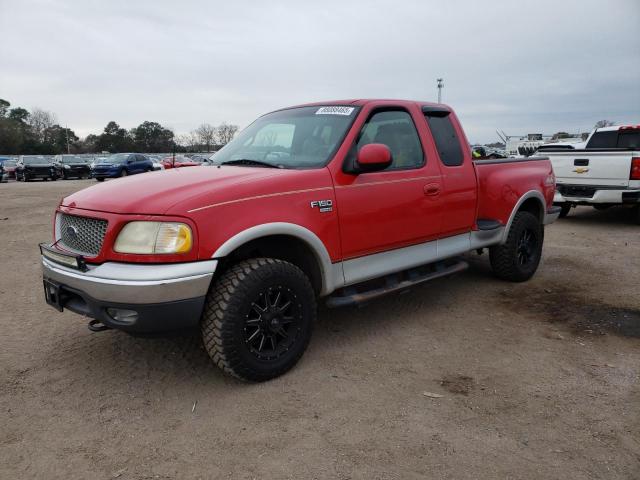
[501,190,546,244]
[211,223,342,296]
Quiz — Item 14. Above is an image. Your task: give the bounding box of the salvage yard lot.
[1,179,638,479]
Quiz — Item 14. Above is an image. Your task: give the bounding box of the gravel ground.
[1,179,639,480]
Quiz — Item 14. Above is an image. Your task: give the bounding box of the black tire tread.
[201,258,315,382]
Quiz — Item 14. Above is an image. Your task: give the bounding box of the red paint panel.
[475,160,555,224]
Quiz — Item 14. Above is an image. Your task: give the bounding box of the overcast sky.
[1,0,638,143]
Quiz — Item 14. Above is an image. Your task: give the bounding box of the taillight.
[631,157,640,180]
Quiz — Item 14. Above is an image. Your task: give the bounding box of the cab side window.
[424,114,464,167]
[357,110,424,170]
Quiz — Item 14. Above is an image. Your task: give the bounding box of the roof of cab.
[595,125,640,132]
[270,99,449,115]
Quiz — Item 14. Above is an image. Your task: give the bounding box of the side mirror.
[356,143,392,172]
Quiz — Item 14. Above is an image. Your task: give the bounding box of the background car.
[190,154,214,166]
[2,159,17,180]
[147,156,165,171]
[0,156,9,182]
[54,155,92,179]
[16,155,57,182]
[161,155,200,169]
[91,153,154,181]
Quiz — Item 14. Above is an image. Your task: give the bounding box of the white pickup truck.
[543,125,640,223]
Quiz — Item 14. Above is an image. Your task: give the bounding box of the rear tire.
[201,258,316,382]
[490,211,544,282]
[96,178,104,182]
[559,203,571,218]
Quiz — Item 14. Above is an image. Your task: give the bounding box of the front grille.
[57,213,108,256]
[557,184,596,198]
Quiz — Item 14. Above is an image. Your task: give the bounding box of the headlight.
[114,222,192,254]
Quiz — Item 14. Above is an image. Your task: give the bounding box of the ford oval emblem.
[66,225,79,240]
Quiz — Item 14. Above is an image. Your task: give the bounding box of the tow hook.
[87,319,111,332]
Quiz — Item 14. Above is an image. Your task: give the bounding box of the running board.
[326,258,468,308]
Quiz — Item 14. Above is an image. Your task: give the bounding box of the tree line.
[0,97,238,155]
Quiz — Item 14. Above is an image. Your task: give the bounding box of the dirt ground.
[1,179,639,480]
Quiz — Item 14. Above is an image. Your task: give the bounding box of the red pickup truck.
[40,99,560,381]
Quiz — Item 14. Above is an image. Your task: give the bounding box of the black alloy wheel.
[516,228,536,266]
[243,286,302,361]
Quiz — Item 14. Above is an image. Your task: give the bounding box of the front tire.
[201,258,316,382]
[490,211,544,282]
[120,169,128,177]
[96,177,104,182]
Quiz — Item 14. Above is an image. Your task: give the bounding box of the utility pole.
[437,78,444,103]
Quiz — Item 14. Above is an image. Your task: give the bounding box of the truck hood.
[61,166,286,215]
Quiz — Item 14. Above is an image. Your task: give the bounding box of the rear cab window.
[618,130,640,149]
[586,129,640,149]
[586,131,618,149]
[423,110,464,167]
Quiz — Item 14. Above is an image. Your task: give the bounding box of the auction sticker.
[316,106,354,115]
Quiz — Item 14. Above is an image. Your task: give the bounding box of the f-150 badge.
[310,199,333,212]
[573,167,589,173]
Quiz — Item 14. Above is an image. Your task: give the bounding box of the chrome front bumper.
[41,257,217,304]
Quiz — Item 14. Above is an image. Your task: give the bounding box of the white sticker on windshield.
[315,106,355,116]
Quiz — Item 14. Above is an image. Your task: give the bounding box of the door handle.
[424,183,441,196]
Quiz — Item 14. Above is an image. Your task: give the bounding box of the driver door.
[332,106,443,268]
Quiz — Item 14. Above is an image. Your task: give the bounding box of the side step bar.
[326,257,468,308]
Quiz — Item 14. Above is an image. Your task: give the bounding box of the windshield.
[208,105,359,169]
[23,156,49,165]
[62,156,87,164]
[100,153,128,164]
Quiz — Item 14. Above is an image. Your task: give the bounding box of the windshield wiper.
[220,159,282,169]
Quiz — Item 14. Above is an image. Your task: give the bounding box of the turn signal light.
[631,157,640,180]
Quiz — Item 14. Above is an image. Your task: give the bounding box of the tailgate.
[549,151,633,187]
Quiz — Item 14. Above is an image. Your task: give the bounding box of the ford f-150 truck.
[40,99,560,381]
[544,125,640,222]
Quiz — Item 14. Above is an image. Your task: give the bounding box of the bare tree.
[216,122,239,146]
[195,123,216,152]
[28,108,57,143]
[594,120,615,129]
[177,132,200,151]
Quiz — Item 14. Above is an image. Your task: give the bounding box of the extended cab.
[544,125,640,222]
[40,100,560,381]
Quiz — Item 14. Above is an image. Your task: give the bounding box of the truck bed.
[473,156,555,226]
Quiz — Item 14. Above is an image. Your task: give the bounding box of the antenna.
[437,78,444,103]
